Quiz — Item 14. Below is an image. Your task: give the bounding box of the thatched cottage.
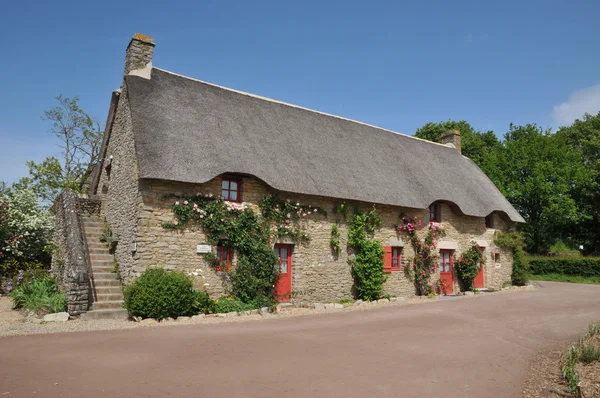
[52,34,524,317]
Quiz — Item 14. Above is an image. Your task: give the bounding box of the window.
[494,253,500,263]
[485,214,494,228]
[221,176,241,202]
[216,244,233,271]
[429,203,440,222]
[384,246,402,272]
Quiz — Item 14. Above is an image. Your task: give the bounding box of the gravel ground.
[522,328,600,397]
[0,285,535,338]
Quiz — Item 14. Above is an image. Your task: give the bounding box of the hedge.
[529,257,600,277]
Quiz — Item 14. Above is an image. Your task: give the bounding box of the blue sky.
[1,0,599,185]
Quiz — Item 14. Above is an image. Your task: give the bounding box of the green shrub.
[454,243,484,291]
[213,296,273,313]
[580,341,600,363]
[229,249,279,304]
[529,257,600,277]
[548,240,581,257]
[10,277,66,315]
[348,208,387,301]
[1,259,46,279]
[191,290,215,314]
[123,268,195,320]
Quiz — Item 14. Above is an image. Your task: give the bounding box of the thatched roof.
[125,68,524,222]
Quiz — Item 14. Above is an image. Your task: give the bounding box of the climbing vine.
[162,193,323,302]
[259,194,326,242]
[454,242,485,291]
[397,215,446,296]
[348,206,386,301]
[330,224,341,258]
[494,231,530,286]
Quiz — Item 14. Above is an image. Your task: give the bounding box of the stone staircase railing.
[50,190,102,316]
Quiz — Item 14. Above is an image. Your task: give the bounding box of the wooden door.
[274,244,293,302]
[473,249,485,289]
[439,250,453,294]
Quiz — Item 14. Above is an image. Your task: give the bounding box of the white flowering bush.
[0,187,54,262]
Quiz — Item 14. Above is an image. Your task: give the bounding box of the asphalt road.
[1,281,599,398]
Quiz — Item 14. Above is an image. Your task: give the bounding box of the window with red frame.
[384,246,402,272]
[221,177,241,202]
[485,214,494,228]
[429,203,440,222]
[216,244,233,271]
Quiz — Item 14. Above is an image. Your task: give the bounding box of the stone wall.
[127,175,515,304]
[97,86,141,283]
[76,194,102,218]
[50,190,90,315]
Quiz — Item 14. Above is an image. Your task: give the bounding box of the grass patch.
[530,273,600,284]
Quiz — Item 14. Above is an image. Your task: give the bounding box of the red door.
[473,249,485,289]
[439,250,453,294]
[274,244,293,302]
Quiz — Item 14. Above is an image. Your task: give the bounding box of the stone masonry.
[117,175,514,305]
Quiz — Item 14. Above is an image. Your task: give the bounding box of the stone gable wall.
[127,175,514,304]
[96,87,140,282]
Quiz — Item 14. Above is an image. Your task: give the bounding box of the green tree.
[414,120,504,178]
[555,112,600,254]
[500,124,588,254]
[21,96,102,203]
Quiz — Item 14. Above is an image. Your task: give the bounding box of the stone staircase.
[80,216,128,320]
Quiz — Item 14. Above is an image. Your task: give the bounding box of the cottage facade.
[82,34,524,307]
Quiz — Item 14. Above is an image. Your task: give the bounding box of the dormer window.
[221,176,242,202]
[429,203,441,223]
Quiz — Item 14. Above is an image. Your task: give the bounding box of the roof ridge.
[152,67,451,150]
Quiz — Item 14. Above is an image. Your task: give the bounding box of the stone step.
[93,279,121,287]
[92,300,124,310]
[82,223,103,229]
[91,266,114,273]
[88,248,112,254]
[89,255,114,262]
[96,293,124,301]
[95,286,122,294]
[86,238,106,244]
[81,309,128,320]
[93,272,119,281]
[90,259,113,266]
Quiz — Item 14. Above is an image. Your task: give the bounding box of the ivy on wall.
[397,214,446,296]
[330,224,341,258]
[162,193,323,302]
[494,231,530,286]
[348,206,386,301]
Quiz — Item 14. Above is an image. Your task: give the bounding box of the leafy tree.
[414,120,504,178]
[497,124,588,254]
[555,112,600,254]
[21,96,102,203]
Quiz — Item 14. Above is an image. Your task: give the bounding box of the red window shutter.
[383,246,392,271]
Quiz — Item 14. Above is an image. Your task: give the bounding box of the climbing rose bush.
[397,215,446,295]
[454,241,485,291]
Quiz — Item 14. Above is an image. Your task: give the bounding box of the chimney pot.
[124,33,155,78]
[440,130,461,153]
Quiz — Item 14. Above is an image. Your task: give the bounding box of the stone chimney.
[440,130,461,153]
[124,33,155,79]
